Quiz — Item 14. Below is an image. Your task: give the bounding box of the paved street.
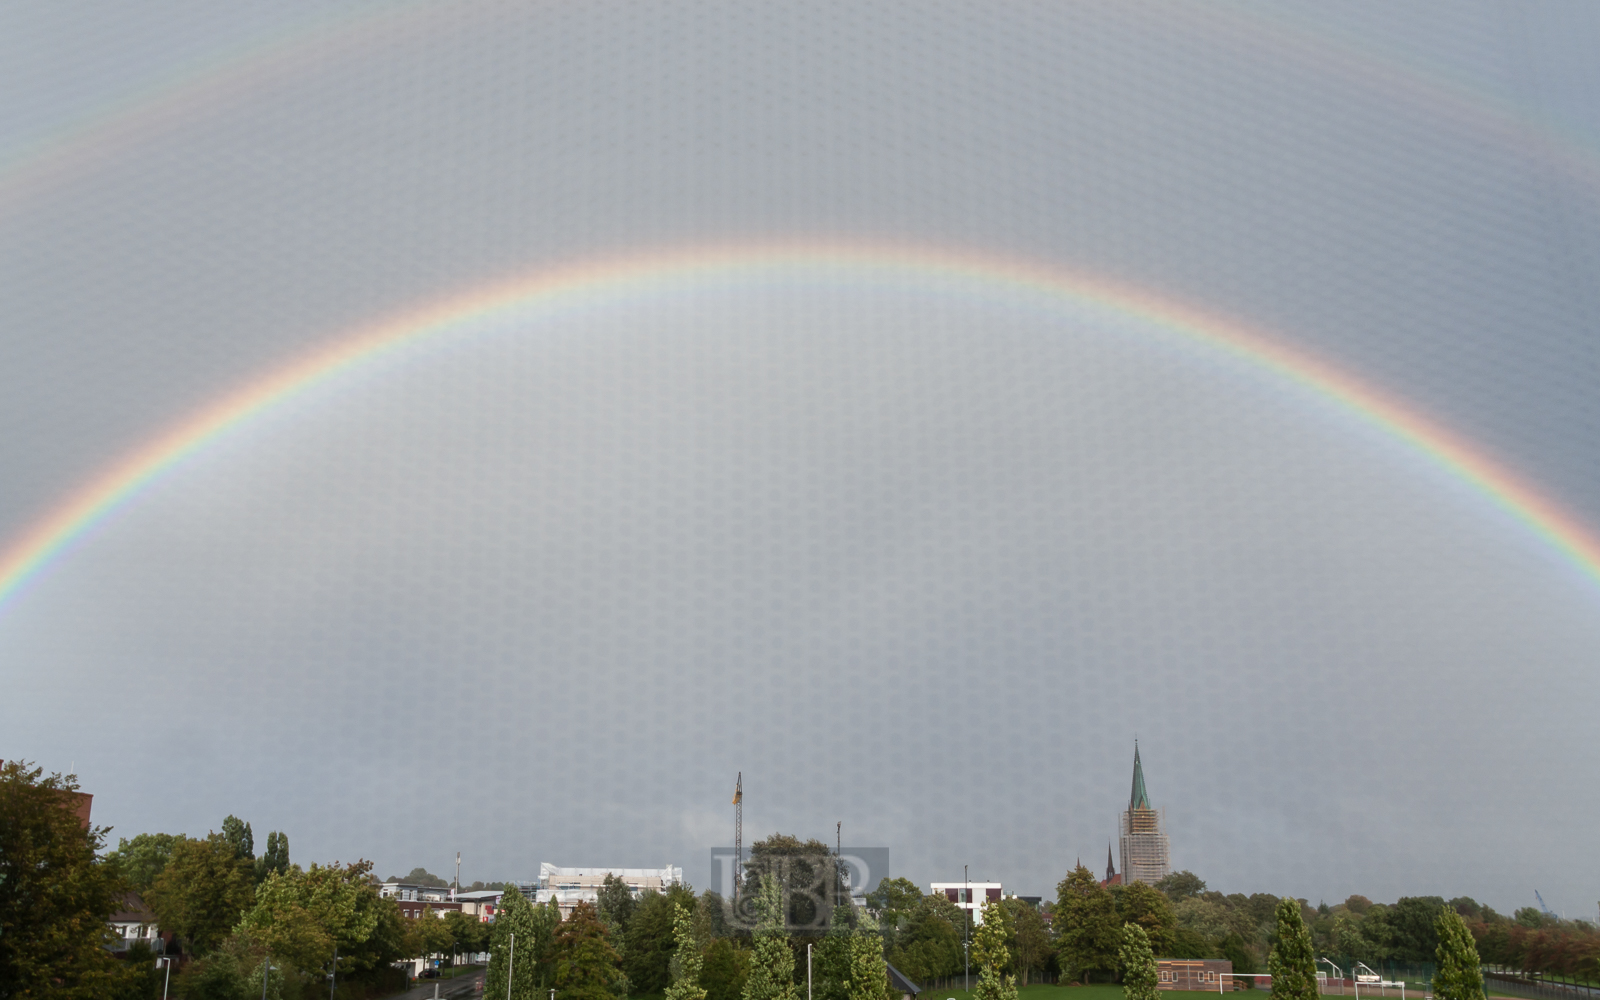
[387,970,485,1000]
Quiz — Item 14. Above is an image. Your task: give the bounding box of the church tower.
[1118,743,1170,884]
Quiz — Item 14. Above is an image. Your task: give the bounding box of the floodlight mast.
[1319,958,1344,995]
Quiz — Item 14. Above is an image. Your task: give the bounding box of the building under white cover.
[528,863,684,918]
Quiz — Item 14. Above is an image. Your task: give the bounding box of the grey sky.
[2,1,1598,916]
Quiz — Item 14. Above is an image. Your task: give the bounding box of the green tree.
[815,904,855,1000]
[486,889,545,1000]
[105,832,183,893]
[971,900,1018,1000]
[742,835,845,932]
[883,893,962,987]
[220,815,254,861]
[742,875,798,1000]
[444,909,491,962]
[847,911,893,1000]
[1002,898,1051,985]
[1269,897,1318,1000]
[628,887,700,993]
[1114,882,1177,957]
[701,939,751,1000]
[1390,897,1448,962]
[666,899,709,1000]
[700,890,735,940]
[598,873,640,938]
[1055,864,1120,982]
[1219,933,1258,976]
[408,906,457,967]
[1434,907,1486,1000]
[396,867,450,888]
[1155,872,1207,901]
[1120,922,1160,1000]
[555,901,628,1000]
[0,760,138,999]
[236,859,405,985]
[254,831,290,884]
[867,878,924,950]
[145,834,256,955]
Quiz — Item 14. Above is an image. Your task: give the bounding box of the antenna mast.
[733,773,743,909]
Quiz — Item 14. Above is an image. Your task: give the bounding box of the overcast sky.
[3,1,1600,916]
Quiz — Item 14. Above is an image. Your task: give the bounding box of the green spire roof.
[1129,744,1151,810]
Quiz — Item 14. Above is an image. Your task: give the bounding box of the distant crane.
[732,773,743,910]
[1536,891,1556,917]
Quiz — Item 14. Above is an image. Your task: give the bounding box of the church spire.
[1130,742,1151,810]
[1106,841,1117,882]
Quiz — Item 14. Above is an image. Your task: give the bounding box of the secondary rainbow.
[3,240,1600,615]
[9,4,1600,219]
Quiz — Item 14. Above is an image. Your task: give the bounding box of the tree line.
[0,768,1549,1000]
[0,761,472,998]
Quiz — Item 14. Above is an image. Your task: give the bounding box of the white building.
[531,863,684,918]
[108,894,162,952]
[928,881,1004,925]
[379,881,454,902]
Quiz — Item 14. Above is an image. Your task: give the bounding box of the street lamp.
[156,956,174,1000]
[964,864,970,992]
[261,958,276,1000]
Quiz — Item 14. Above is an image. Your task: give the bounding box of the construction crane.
[732,773,742,909]
[1536,891,1555,917]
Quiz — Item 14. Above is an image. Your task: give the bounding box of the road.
[387,970,485,1000]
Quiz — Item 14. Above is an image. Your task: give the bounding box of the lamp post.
[328,944,338,1000]
[964,864,970,992]
[261,958,275,1000]
[506,933,516,1000]
[157,956,174,1000]
[808,943,813,1000]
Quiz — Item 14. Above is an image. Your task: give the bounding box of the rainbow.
[2,240,1599,616]
[7,4,1600,219]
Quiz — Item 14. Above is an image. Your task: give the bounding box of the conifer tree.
[555,901,628,1000]
[221,815,255,861]
[254,831,291,883]
[814,904,854,1000]
[1119,923,1160,1000]
[971,900,1018,1000]
[847,910,892,1000]
[1268,898,1318,1000]
[666,900,709,1000]
[1433,907,1485,1000]
[486,888,543,1000]
[742,875,798,1000]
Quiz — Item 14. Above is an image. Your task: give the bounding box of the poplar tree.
[742,875,798,1000]
[847,910,892,1000]
[665,900,709,1000]
[486,889,542,1000]
[815,905,854,1000]
[1119,923,1160,1000]
[971,900,1018,1000]
[1433,907,1486,1000]
[1268,898,1318,1000]
[254,831,291,883]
